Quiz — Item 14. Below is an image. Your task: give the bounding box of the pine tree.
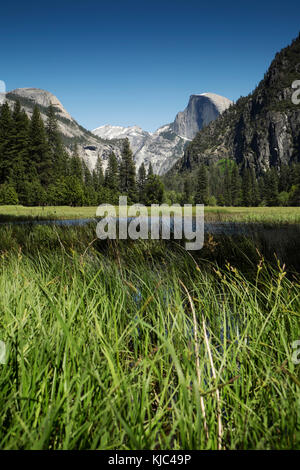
[22,179,46,206]
[223,164,232,206]
[290,163,300,186]
[242,168,253,206]
[182,178,192,204]
[119,139,137,202]
[93,156,104,191]
[209,164,222,203]
[144,174,164,205]
[29,106,52,186]
[82,161,93,187]
[194,164,209,204]
[69,143,83,180]
[46,104,68,179]
[279,164,290,192]
[137,162,146,202]
[81,161,97,204]
[231,164,242,206]
[11,101,30,202]
[265,168,279,206]
[0,182,19,205]
[48,177,68,205]
[147,162,154,178]
[105,152,119,191]
[0,102,15,184]
[250,167,260,206]
[290,183,300,206]
[65,175,84,206]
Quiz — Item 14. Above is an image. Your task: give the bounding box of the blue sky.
[1,0,299,132]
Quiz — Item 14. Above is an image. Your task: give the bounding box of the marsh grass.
[0,205,98,222]
[203,206,300,224]
[0,224,299,449]
[1,205,300,224]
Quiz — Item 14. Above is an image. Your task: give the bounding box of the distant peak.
[171,92,232,140]
[10,87,55,96]
[93,124,143,132]
[188,92,233,113]
[190,92,232,101]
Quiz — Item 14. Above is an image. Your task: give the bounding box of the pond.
[0,216,299,237]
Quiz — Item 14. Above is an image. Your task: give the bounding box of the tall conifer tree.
[29,106,52,185]
[46,104,68,179]
[105,152,119,191]
[194,164,209,204]
[11,101,30,201]
[0,102,15,184]
[119,139,137,202]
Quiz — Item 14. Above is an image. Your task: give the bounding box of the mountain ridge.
[5,88,125,173]
[3,87,233,176]
[92,92,232,174]
[169,33,300,180]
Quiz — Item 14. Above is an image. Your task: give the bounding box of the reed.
[0,224,299,449]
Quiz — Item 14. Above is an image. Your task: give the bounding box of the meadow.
[1,205,300,224]
[0,222,299,449]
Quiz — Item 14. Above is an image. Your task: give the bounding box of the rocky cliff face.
[9,88,73,120]
[93,123,187,174]
[172,34,300,177]
[171,93,232,140]
[5,88,124,172]
[92,93,232,174]
[133,125,188,175]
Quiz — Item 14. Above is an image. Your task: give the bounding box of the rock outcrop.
[171,93,233,140]
[5,88,124,172]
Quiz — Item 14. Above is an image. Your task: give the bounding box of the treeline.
[0,101,165,206]
[2,100,299,208]
[165,160,300,206]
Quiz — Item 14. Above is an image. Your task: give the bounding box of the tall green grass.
[0,225,299,449]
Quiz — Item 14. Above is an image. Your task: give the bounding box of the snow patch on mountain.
[92,123,187,174]
[91,93,232,174]
[92,125,150,154]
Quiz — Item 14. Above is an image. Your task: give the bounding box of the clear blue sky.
[1,0,299,132]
